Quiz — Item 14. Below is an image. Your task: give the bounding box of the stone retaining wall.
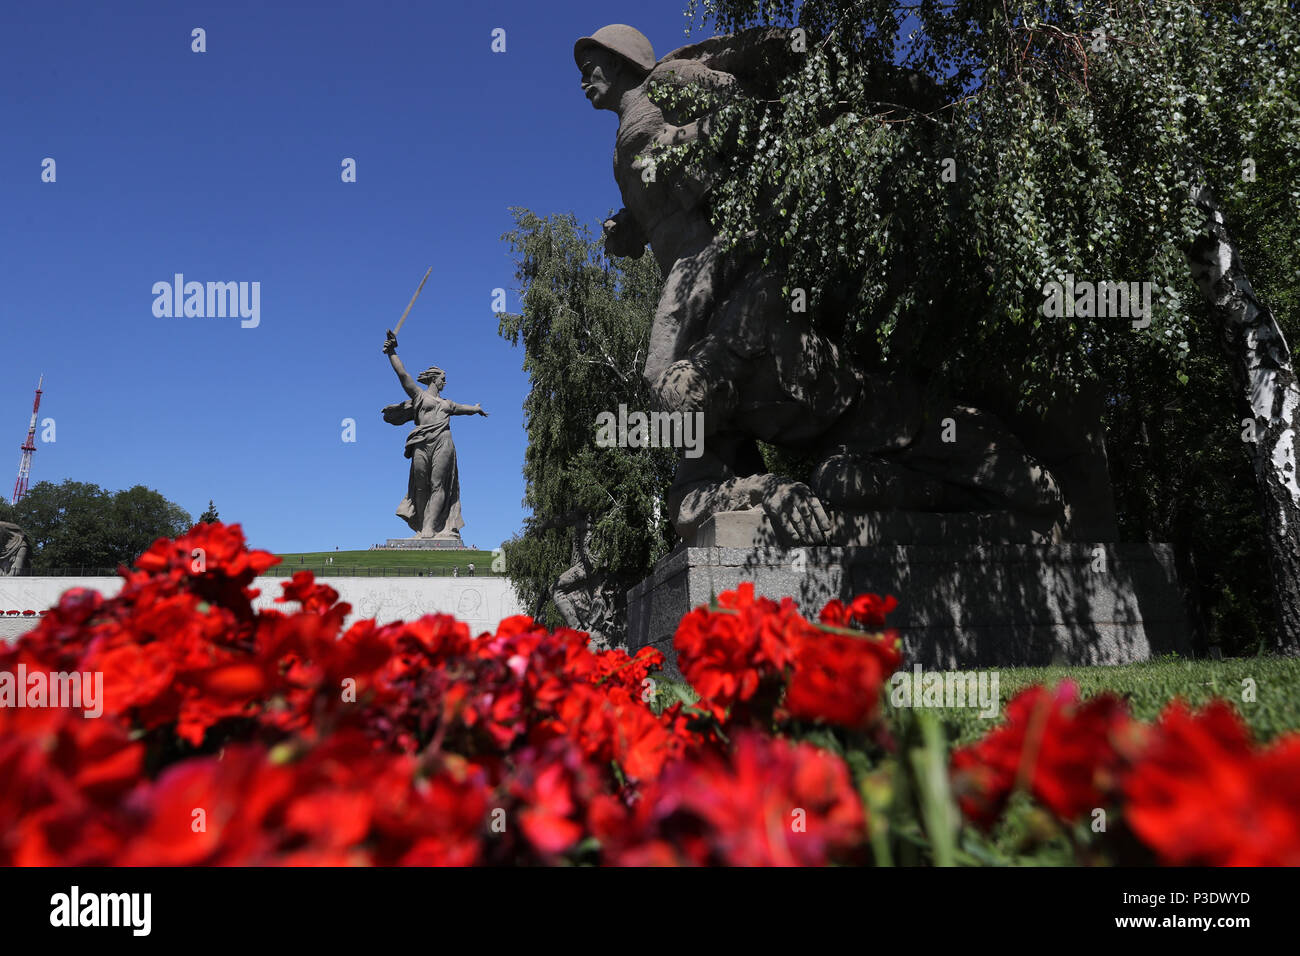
[0,575,525,643]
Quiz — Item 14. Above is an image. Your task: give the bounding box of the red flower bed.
[1,523,1296,865]
[1122,700,1300,866]
[949,682,1137,828]
[950,686,1300,865]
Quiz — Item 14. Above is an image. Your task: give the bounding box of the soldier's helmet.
[574,24,656,76]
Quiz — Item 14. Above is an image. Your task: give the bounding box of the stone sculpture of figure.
[381,330,488,537]
[552,512,622,650]
[575,24,1071,547]
[0,521,32,576]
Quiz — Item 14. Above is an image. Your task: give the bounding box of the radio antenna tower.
[12,374,43,505]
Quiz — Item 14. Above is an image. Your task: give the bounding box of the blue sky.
[0,0,712,553]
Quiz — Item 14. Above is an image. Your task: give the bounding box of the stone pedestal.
[627,520,1189,677]
[384,531,466,550]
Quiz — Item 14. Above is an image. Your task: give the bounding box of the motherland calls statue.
[382,330,488,539]
[573,24,1115,548]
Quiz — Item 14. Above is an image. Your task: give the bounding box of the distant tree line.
[0,480,193,570]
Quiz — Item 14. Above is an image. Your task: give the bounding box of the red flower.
[784,627,900,729]
[553,684,688,782]
[1124,700,1300,866]
[389,767,489,866]
[605,733,867,866]
[674,584,811,722]
[950,682,1134,828]
[123,746,292,865]
[503,740,609,862]
[819,593,898,630]
[133,521,279,585]
[675,583,901,731]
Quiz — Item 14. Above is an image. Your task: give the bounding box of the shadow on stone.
[627,511,1188,675]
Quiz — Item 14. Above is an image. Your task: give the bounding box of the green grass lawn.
[917,655,1300,744]
[654,654,1300,742]
[269,549,499,576]
[898,655,1300,863]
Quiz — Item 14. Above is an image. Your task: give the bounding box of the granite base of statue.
[626,513,1189,679]
[384,531,466,551]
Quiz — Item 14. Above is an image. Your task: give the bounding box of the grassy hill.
[269,549,499,576]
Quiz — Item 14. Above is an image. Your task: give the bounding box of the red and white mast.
[12,375,43,505]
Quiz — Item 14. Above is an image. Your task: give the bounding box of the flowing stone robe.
[387,388,468,535]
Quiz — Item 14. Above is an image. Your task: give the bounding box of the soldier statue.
[574,24,1070,547]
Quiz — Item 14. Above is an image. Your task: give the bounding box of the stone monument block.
[628,514,1189,677]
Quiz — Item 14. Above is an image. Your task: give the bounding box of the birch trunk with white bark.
[1188,178,1300,652]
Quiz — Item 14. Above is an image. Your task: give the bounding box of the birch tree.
[681,0,1300,649]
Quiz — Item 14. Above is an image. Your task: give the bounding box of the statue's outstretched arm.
[448,400,489,417]
[383,331,420,400]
